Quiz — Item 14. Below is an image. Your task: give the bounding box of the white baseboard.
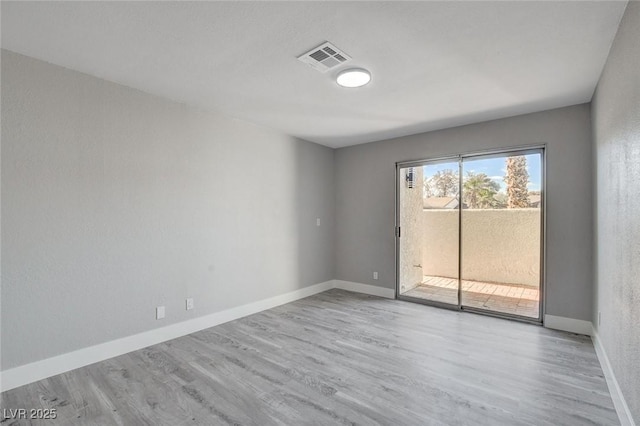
[0,280,334,392]
[544,314,592,336]
[333,280,396,299]
[592,328,637,426]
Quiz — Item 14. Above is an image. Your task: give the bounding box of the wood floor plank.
[1,290,618,425]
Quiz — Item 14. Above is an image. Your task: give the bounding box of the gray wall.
[0,50,335,370]
[335,104,594,321]
[592,1,639,422]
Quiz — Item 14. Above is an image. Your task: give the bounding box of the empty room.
[1,1,638,425]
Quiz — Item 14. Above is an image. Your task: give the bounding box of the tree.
[424,169,459,198]
[493,192,508,208]
[505,156,530,208]
[463,172,500,209]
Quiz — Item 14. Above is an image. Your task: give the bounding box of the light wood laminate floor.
[1,290,617,425]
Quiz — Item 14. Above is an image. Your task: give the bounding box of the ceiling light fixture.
[336,68,371,88]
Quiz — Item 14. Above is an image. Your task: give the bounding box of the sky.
[423,153,542,192]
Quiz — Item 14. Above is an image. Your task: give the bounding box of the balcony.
[403,275,540,318]
[399,208,541,319]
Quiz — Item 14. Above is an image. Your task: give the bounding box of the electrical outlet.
[316,218,321,226]
[186,298,194,310]
[598,311,602,326]
[373,272,378,280]
[156,306,165,320]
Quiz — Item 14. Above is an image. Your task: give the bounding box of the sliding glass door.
[397,159,460,307]
[397,148,544,322]
[460,150,543,319]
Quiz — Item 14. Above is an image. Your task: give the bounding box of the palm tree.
[463,172,500,209]
[505,156,530,208]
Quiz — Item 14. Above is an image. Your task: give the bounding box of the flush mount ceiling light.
[336,68,371,88]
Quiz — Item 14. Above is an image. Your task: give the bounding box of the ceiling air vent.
[297,42,352,73]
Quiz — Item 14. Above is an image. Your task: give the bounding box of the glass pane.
[398,162,460,305]
[460,152,542,319]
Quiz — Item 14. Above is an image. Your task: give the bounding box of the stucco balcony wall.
[422,209,541,287]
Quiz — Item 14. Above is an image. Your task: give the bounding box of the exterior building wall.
[398,167,424,293]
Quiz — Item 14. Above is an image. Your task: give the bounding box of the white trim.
[592,328,637,426]
[333,280,396,299]
[543,314,592,335]
[0,280,334,392]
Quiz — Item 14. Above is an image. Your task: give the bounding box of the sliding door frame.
[395,144,546,325]
[395,155,462,311]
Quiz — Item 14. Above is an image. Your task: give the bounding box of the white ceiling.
[1,1,628,148]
